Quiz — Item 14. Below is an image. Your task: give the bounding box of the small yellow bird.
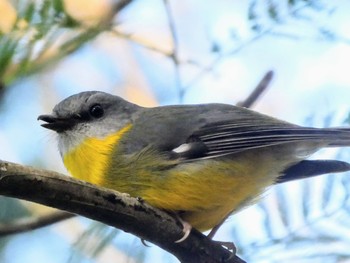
[38,91,350,238]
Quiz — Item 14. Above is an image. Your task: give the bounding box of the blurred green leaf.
[69,222,120,263]
[0,197,30,222]
[23,2,36,23]
[0,0,112,87]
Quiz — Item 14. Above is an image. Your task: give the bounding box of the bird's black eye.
[89,104,104,118]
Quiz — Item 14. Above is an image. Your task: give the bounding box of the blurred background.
[1,0,350,262]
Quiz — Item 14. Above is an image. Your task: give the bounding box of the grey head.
[38,91,141,155]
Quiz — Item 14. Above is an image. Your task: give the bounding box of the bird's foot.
[175,217,192,243]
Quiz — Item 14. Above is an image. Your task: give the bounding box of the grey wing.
[125,104,350,161]
[172,121,350,161]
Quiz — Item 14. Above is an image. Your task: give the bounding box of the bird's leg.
[207,212,230,239]
[207,216,236,253]
[207,221,223,239]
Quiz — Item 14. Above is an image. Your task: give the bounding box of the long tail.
[277,159,350,184]
[322,127,350,147]
[274,127,350,183]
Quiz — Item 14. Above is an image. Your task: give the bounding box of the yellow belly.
[136,156,276,231]
[108,149,279,231]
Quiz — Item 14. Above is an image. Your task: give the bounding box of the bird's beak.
[37,114,75,133]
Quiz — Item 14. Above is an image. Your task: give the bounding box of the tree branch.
[163,0,185,102]
[0,211,74,236]
[113,0,133,14]
[0,161,245,263]
[237,70,274,108]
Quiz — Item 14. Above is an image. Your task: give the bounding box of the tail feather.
[277,160,350,184]
[322,128,350,147]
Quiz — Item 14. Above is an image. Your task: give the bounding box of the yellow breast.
[63,124,132,185]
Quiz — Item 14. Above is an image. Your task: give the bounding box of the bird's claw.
[175,218,192,243]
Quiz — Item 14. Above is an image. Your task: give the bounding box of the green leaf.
[23,2,36,23]
[53,0,65,14]
[0,36,18,83]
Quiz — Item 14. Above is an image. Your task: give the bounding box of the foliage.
[0,0,110,87]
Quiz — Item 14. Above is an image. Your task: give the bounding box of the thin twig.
[163,0,184,102]
[183,2,314,90]
[184,28,272,90]
[112,29,206,71]
[237,70,274,108]
[111,30,173,56]
[0,211,75,236]
[113,0,133,14]
[0,81,5,102]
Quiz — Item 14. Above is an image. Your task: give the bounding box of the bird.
[38,91,350,240]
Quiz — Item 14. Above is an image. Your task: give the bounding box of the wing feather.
[173,121,350,160]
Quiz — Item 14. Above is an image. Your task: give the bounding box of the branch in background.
[237,70,274,108]
[184,3,317,91]
[163,0,185,102]
[111,30,172,56]
[0,211,74,236]
[113,0,133,13]
[0,161,245,263]
[0,81,4,102]
[112,29,206,72]
[184,29,273,90]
